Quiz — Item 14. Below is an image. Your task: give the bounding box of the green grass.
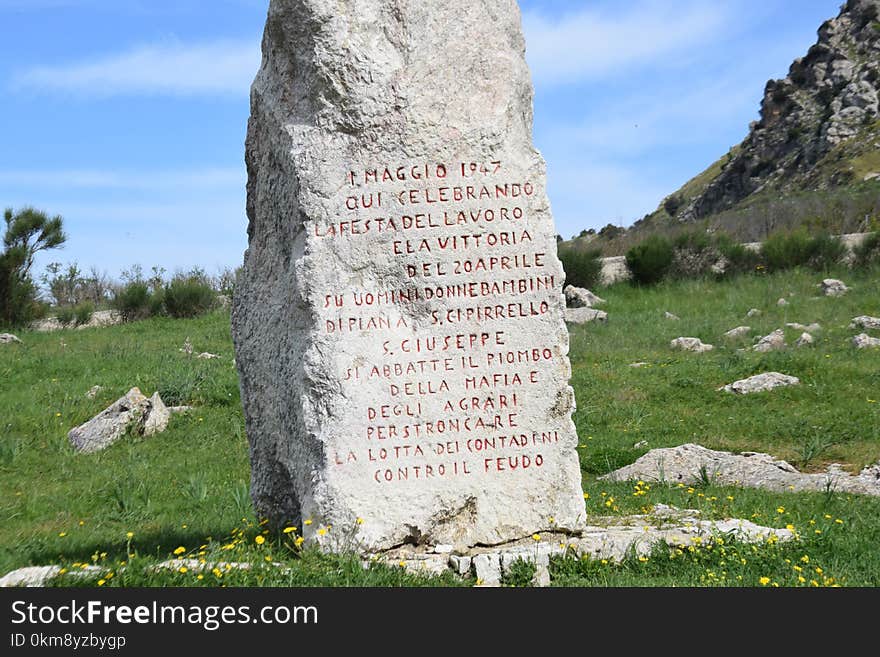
[1,267,879,586]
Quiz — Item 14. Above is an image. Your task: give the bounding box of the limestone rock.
[601,443,880,497]
[180,338,193,356]
[720,372,800,394]
[753,329,786,352]
[795,332,814,347]
[786,322,821,333]
[629,362,649,368]
[746,308,761,318]
[565,308,608,325]
[142,392,171,437]
[851,316,880,330]
[564,285,605,308]
[68,387,172,453]
[31,310,121,333]
[0,333,21,344]
[196,352,220,360]
[723,326,751,340]
[670,337,713,353]
[0,565,102,588]
[86,385,103,399]
[821,279,849,297]
[664,312,680,321]
[777,297,789,307]
[472,553,502,586]
[853,333,880,349]
[232,0,585,552]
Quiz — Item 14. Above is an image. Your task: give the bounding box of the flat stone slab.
[565,307,608,324]
[720,372,800,394]
[601,443,880,496]
[670,337,713,353]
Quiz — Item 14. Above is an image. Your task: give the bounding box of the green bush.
[760,230,844,272]
[558,247,603,289]
[625,235,674,285]
[164,273,216,319]
[56,306,75,326]
[112,281,153,322]
[74,301,94,326]
[715,235,762,275]
[854,232,880,268]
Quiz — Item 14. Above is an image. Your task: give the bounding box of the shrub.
[56,305,75,326]
[625,235,674,285]
[74,301,94,326]
[112,281,153,322]
[760,230,844,272]
[164,273,216,319]
[558,247,603,290]
[853,232,880,268]
[715,235,762,275]
[669,231,724,279]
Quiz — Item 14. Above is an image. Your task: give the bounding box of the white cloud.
[12,39,260,96]
[522,0,730,86]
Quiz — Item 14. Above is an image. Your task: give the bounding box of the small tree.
[1,207,66,326]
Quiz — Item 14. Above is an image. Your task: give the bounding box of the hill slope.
[614,0,880,246]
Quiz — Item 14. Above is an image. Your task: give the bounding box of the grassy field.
[1,266,878,587]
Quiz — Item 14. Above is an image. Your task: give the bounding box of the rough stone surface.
[850,316,880,330]
[143,392,171,437]
[0,333,21,344]
[670,337,714,353]
[602,444,880,497]
[720,372,800,394]
[68,388,172,453]
[232,0,585,553]
[795,332,814,347]
[0,565,102,588]
[821,279,849,297]
[664,312,680,321]
[563,285,605,308]
[853,333,880,349]
[753,329,786,353]
[565,307,608,324]
[723,326,751,340]
[786,322,821,333]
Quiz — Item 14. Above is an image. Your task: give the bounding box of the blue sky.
[0,0,842,278]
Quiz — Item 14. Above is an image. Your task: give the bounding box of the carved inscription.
[314,160,565,485]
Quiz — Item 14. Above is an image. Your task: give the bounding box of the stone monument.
[232,0,585,553]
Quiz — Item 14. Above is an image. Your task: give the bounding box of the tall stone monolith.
[232,0,585,552]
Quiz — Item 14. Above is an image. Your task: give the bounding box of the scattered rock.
[0,565,102,588]
[753,329,786,353]
[746,308,761,318]
[821,279,849,297]
[564,285,605,308]
[670,337,714,353]
[786,322,821,333]
[720,372,800,394]
[629,362,649,368]
[601,444,880,497]
[196,352,220,360]
[68,387,173,453]
[723,326,751,340]
[853,333,880,349]
[0,333,21,344]
[850,316,880,330]
[142,392,171,437]
[664,312,680,321]
[777,297,789,307]
[85,385,103,399]
[565,308,608,325]
[180,338,193,356]
[31,310,122,333]
[795,332,814,347]
[633,440,649,449]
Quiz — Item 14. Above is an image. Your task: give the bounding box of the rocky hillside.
[646,0,880,235]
